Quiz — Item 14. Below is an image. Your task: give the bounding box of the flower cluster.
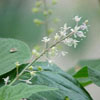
[31,16,88,65]
[39,16,88,59]
[6,16,88,86]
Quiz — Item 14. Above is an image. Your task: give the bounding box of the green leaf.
[21,62,92,100]
[67,59,100,87]
[67,66,92,86]
[74,66,88,78]
[78,59,100,86]
[74,66,92,86]
[0,83,57,100]
[0,38,31,76]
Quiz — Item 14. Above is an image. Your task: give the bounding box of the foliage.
[0,83,57,100]
[67,59,100,87]
[0,0,99,100]
[0,38,31,76]
[0,38,93,100]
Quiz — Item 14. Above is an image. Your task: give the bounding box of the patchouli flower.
[63,38,74,46]
[25,80,32,84]
[49,47,58,56]
[63,24,71,31]
[73,16,81,22]
[76,31,86,38]
[48,59,53,63]
[32,49,40,57]
[3,76,10,85]
[63,38,79,48]
[54,33,60,40]
[42,36,51,43]
[61,51,68,56]
[73,39,80,48]
[59,30,66,36]
[71,26,80,33]
[80,23,88,31]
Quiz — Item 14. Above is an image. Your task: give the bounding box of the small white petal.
[48,60,52,63]
[25,80,32,84]
[63,38,73,47]
[60,30,66,36]
[61,51,68,56]
[76,31,86,38]
[71,26,80,33]
[73,39,80,48]
[42,37,51,43]
[73,16,81,22]
[3,76,10,85]
[80,23,88,31]
[54,33,60,40]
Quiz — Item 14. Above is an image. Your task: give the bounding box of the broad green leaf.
[0,83,57,100]
[0,38,31,76]
[87,67,100,86]
[78,59,100,86]
[68,59,100,87]
[74,66,88,78]
[20,62,92,100]
[74,66,92,86]
[67,66,92,86]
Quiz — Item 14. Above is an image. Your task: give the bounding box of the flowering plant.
[0,0,100,100]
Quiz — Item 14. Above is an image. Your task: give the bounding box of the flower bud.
[48,9,53,15]
[30,71,36,76]
[38,66,43,71]
[32,49,40,57]
[32,8,40,13]
[35,1,42,7]
[84,20,88,24]
[65,96,70,100]
[28,66,33,71]
[54,33,60,41]
[48,28,54,35]
[33,19,43,25]
[52,0,57,5]
[15,62,20,67]
[43,11,48,16]
[53,18,60,23]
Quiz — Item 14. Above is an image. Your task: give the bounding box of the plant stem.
[9,31,74,86]
[43,0,49,35]
[43,0,49,59]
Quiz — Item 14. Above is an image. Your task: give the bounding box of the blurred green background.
[0,0,100,99]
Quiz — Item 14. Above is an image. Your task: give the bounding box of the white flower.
[15,62,20,67]
[59,30,66,36]
[60,24,71,36]
[3,76,10,85]
[51,47,57,51]
[32,49,40,57]
[61,51,68,56]
[80,23,88,31]
[30,71,36,76]
[63,38,79,48]
[32,49,37,54]
[76,31,86,38]
[25,80,32,84]
[54,33,60,40]
[42,36,51,43]
[48,59,53,63]
[73,16,81,22]
[73,39,80,48]
[71,26,80,33]
[49,47,58,56]
[63,24,71,31]
[63,38,74,46]
[19,79,32,84]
